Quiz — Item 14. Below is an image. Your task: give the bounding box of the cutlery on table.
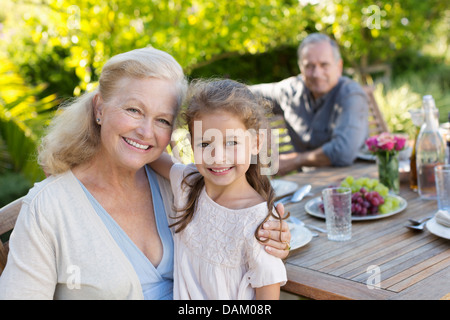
[275,184,312,206]
[406,220,428,231]
[305,223,327,234]
[288,216,318,237]
[408,215,433,225]
[289,216,327,236]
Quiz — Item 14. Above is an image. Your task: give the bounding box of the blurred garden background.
[0,0,449,206]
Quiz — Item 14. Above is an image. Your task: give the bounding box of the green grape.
[344,176,354,185]
[379,203,392,214]
[374,184,383,193]
[384,196,400,211]
[390,196,400,207]
[366,179,378,189]
[340,181,350,188]
[359,177,370,187]
[374,184,389,197]
[351,183,362,193]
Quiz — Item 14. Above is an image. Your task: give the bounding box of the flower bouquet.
[365,133,407,194]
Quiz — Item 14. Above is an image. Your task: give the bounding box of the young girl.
[151,79,287,300]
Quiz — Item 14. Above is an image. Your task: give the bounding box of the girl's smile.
[208,166,233,175]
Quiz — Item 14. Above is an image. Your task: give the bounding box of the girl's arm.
[149,152,175,180]
[255,283,280,300]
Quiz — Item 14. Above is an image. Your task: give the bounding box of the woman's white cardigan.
[0,170,175,300]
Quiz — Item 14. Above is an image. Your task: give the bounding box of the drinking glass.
[435,164,450,213]
[322,187,352,241]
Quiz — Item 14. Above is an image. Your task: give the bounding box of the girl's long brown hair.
[170,79,288,242]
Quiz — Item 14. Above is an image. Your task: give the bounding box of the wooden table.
[280,162,450,300]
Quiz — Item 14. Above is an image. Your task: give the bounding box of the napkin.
[435,210,450,228]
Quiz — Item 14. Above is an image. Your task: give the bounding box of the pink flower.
[365,132,406,154]
[365,136,378,152]
[377,133,394,151]
[380,141,394,151]
[394,136,406,151]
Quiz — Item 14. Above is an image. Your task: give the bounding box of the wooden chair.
[269,114,294,154]
[363,85,389,136]
[0,197,23,275]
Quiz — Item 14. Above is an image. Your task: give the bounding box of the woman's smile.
[122,137,152,151]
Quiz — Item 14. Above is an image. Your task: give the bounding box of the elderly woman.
[0,48,290,299]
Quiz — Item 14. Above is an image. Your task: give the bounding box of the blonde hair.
[171,79,287,241]
[38,47,187,175]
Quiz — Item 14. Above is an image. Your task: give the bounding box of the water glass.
[322,187,352,241]
[435,165,450,213]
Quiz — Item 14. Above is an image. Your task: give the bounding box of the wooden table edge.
[283,264,395,300]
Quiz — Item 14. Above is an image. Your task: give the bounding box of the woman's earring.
[96,118,101,124]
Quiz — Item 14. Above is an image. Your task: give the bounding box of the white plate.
[286,222,313,250]
[305,195,407,221]
[357,151,376,161]
[270,179,298,198]
[357,145,376,161]
[426,217,450,240]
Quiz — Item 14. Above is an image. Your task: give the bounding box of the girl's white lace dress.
[169,163,287,300]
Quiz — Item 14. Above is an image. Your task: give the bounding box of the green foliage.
[3,0,448,96]
[0,54,59,183]
[1,0,306,96]
[374,72,450,137]
[333,0,447,65]
[0,171,31,208]
[190,46,299,84]
[0,0,449,193]
[373,82,420,137]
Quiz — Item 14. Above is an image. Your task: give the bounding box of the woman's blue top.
[78,166,174,300]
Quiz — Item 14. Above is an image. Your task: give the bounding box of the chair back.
[0,197,23,275]
[363,85,389,136]
[269,114,294,154]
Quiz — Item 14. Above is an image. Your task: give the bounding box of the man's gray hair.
[297,33,342,63]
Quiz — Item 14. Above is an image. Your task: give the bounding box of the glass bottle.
[408,109,424,191]
[416,95,445,199]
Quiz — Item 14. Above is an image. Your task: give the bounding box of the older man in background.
[251,33,369,175]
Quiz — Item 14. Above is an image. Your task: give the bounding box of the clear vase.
[377,152,399,194]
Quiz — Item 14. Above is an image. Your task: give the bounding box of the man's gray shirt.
[251,75,369,166]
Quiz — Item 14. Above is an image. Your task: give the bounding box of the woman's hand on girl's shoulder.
[258,203,291,259]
